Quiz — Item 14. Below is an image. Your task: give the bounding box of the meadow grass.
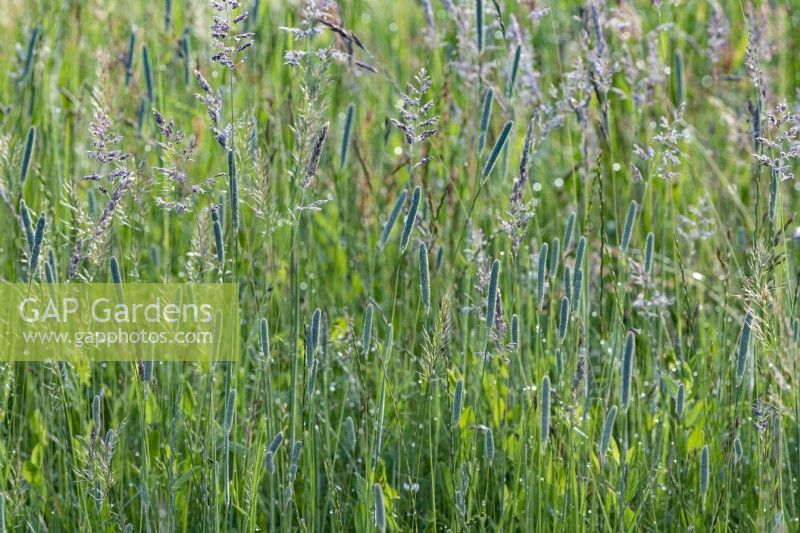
[0,0,799,531]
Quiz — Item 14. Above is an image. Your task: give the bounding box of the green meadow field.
[1,0,799,531]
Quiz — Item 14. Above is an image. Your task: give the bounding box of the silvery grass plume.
[390,69,438,172]
[303,122,329,189]
[621,331,635,411]
[600,405,617,464]
[209,0,254,69]
[500,121,534,255]
[378,189,407,249]
[373,483,386,532]
[736,311,753,386]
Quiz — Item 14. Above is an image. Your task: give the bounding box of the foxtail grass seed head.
[110,256,121,284]
[47,249,57,281]
[557,296,569,343]
[476,0,483,52]
[771,511,784,533]
[29,214,46,278]
[260,318,270,359]
[340,104,354,170]
[311,308,321,349]
[510,314,519,347]
[228,150,239,232]
[563,212,575,252]
[574,236,586,273]
[20,125,36,183]
[620,200,637,254]
[600,405,617,463]
[673,50,684,106]
[399,186,421,252]
[224,389,236,435]
[537,243,548,304]
[92,394,102,431]
[555,348,563,377]
[540,375,550,449]
[418,243,430,313]
[265,431,283,474]
[484,427,494,463]
[379,189,407,250]
[452,379,463,427]
[212,207,224,264]
[550,237,560,278]
[645,232,655,275]
[306,359,318,397]
[572,269,582,312]
[733,437,743,463]
[344,416,356,450]
[482,121,513,178]
[675,383,685,421]
[125,30,136,85]
[486,259,500,336]
[563,266,571,306]
[142,45,154,102]
[45,262,54,283]
[478,89,494,154]
[20,200,34,251]
[736,311,753,386]
[621,331,635,411]
[139,360,154,385]
[362,303,373,353]
[373,483,386,532]
[304,324,314,366]
[700,444,709,501]
[507,44,521,97]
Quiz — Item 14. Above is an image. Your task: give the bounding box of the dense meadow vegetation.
[1,0,799,530]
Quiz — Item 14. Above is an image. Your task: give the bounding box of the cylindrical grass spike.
[563,266,571,306]
[736,311,753,386]
[675,383,685,421]
[260,318,270,359]
[212,207,224,264]
[478,89,493,154]
[224,389,236,435]
[29,214,46,279]
[379,190,407,249]
[621,331,635,411]
[484,427,494,463]
[482,121,513,178]
[572,269,582,313]
[537,242,548,305]
[311,308,321,349]
[344,416,356,450]
[125,31,136,86]
[511,314,519,347]
[600,405,617,463]
[20,200,34,251]
[143,45,154,102]
[228,150,239,232]
[574,236,586,274]
[700,444,709,502]
[373,483,386,532]
[540,375,550,449]
[92,394,102,431]
[486,259,500,335]
[620,200,637,254]
[265,431,283,474]
[399,186,421,252]
[452,379,463,427]
[20,125,36,183]
[476,0,483,52]
[645,232,654,275]
[110,256,122,284]
[507,45,521,97]
[557,296,569,343]
[418,243,430,313]
[550,237,560,278]
[362,304,373,353]
[340,103,354,170]
[563,212,575,252]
